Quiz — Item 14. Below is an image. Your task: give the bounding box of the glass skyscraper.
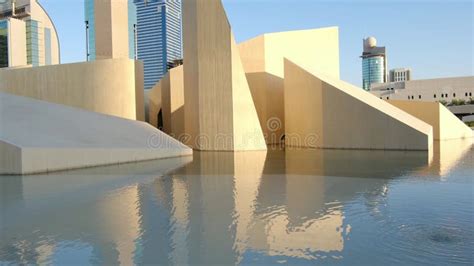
[361,37,387,91]
[134,0,183,90]
[362,56,385,90]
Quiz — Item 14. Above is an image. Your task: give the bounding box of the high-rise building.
[0,0,60,68]
[134,0,182,90]
[85,0,137,61]
[390,68,411,82]
[361,37,387,90]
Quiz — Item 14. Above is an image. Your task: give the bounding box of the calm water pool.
[0,140,473,265]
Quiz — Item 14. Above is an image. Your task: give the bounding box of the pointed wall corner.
[183,0,266,151]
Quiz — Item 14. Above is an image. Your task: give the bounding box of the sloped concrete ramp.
[284,59,433,151]
[0,92,192,175]
[388,100,473,140]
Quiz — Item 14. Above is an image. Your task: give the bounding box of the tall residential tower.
[0,0,60,68]
[85,0,137,61]
[134,0,182,89]
[361,37,387,91]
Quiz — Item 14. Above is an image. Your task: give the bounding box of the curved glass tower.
[0,0,60,68]
[361,37,387,91]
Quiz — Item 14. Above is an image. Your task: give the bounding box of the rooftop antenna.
[11,0,17,17]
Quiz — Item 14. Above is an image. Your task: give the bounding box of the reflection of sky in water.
[0,140,472,265]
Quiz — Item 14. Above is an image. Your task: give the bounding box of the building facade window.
[25,19,41,66]
[362,56,385,91]
[0,20,8,68]
[44,28,52,65]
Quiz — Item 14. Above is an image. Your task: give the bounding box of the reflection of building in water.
[3,147,471,264]
[0,157,191,265]
[265,210,345,258]
[169,151,268,265]
[419,139,473,177]
[169,178,189,265]
[95,185,140,265]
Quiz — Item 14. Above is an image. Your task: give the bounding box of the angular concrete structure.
[182,0,266,151]
[243,72,285,144]
[239,27,340,144]
[388,100,473,140]
[159,66,185,139]
[0,92,192,175]
[239,27,340,79]
[147,82,162,129]
[87,0,135,60]
[0,58,145,121]
[284,59,433,151]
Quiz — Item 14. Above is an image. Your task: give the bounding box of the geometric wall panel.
[284,59,433,151]
[182,0,266,151]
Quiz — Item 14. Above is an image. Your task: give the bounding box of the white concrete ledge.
[0,92,192,175]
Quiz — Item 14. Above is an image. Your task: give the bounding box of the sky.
[41,0,473,87]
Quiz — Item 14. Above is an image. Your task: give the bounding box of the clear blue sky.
[41,0,473,87]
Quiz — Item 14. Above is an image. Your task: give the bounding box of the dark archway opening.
[157,109,164,131]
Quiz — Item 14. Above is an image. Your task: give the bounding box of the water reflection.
[422,139,473,177]
[0,144,472,265]
[0,157,192,265]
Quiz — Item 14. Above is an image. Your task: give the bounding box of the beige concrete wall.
[246,72,285,144]
[239,27,340,79]
[239,27,340,144]
[161,66,185,138]
[284,59,433,151]
[94,0,130,60]
[0,58,144,121]
[148,82,162,128]
[134,61,145,121]
[265,27,340,79]
[182,0,266,151]
[0,140,22,175]
[389,100,473,140]
[7,18,27,67]
[238,35,265,74]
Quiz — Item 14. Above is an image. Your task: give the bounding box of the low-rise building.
[389,68,411,82]
[370,76,474,102]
